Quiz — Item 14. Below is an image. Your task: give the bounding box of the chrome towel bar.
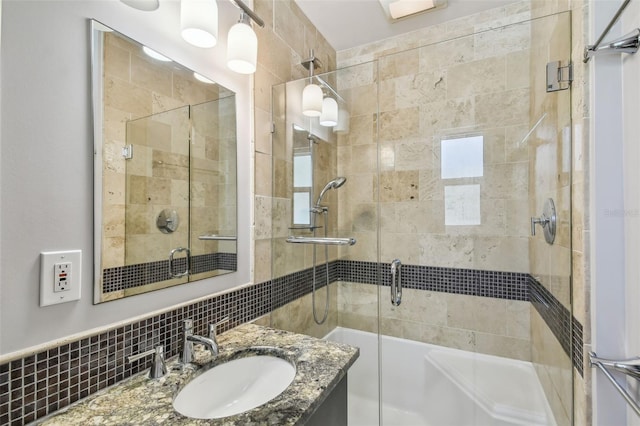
[286,236,356,246]
[590,351,640,416]
[198,235,237,241]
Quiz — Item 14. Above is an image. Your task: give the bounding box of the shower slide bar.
[286,236,356,246]
[590,351,640,416]
[584,0,639,62]
[198,235,237,241]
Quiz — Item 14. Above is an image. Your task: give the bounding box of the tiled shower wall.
[329,2,538,361]
[101,31,222,270]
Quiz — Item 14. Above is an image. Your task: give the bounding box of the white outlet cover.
[40,250,82,306]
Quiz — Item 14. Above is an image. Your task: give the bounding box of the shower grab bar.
[590,351,640,416]
[390,259,402,306]
[286,236,356,246]
[198,235,237,241]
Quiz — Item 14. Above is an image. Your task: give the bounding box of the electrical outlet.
[54,262,72,292]
[40,250,81,306]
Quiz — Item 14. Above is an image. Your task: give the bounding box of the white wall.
[590,0,636,424]
[622,1,640,423]
[0,0,252,356]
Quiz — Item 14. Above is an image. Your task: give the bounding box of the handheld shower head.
[315,177,346,207]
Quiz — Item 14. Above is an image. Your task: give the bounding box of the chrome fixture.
[181,319,222,364]
[208,316,230,350]
[169,247,190,278]
[198,234,237,241]
[127,346,167,379]
[590,351,640,416]
[316,177,346,207]
[585,28,640,62]
[286,236,356,246]
[311,177,347,324]
[584,0,638,63]
[390,259,402,306]
[157,209,179,234]
[546,61,572,92]
[531,198,556,245]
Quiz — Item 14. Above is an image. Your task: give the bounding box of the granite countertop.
[36,323,359,425]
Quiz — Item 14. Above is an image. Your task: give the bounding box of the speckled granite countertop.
[36,323,359,425]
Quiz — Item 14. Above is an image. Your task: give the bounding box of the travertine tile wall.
[250,0,338,335]
[335,2,536,360]
[101,31,222,272]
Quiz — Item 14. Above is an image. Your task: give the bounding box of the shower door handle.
[390,259,402,306]
[169,247,190,278]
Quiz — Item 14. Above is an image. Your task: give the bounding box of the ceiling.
[294,0,521,51]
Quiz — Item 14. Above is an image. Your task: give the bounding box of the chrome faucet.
[181,317,230,363]
[127,346,168,379]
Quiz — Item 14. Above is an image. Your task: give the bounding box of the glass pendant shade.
[319,97,338,127]
[334,105,350,133]
[302,84,323,117]
[181,0,218,48]
[227,22,258,74]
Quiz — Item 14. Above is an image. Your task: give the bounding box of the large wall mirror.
[91,20,237,303]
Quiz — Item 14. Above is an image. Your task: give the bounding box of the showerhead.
[315,177,347,207]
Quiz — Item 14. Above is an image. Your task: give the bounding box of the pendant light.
[226,0,265,74]
[320,97,338,127]
[227,13,258,74]
[181,0,218,48]
[301,50,323,117]
[334,104,350,133]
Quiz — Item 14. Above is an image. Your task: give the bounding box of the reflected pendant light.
[181,0,218,48]
[319,97,338,127]
[334,105,350,133]
[302,84,323,117]
[227,14,258,74]
[301,50,323,117]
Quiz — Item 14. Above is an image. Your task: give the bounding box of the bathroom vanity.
[35,323,358,425]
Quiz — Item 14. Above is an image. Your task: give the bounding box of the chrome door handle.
[391,259,402,306]
[169,247,190,278]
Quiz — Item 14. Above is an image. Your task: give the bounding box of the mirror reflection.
[92,21,237,303]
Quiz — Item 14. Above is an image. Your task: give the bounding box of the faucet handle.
[209,316,230,341]
[183,319,194,334]
[127,346,167,379]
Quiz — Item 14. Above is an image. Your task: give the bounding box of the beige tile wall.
[253,0,337,287]
[101,31,225,275]
[335,2,536,360]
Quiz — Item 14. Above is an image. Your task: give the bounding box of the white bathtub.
[325,327,556,426]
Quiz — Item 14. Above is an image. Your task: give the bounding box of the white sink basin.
[173,354,296,419]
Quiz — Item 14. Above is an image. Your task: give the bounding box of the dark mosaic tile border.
[529,275,584,376]
[102,252,237,293]
[2,260,582,425]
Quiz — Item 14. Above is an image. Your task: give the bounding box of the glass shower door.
[375,11,573,426]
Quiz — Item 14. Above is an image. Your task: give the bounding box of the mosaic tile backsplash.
[102,253,237,293]
[1,260,582,425]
